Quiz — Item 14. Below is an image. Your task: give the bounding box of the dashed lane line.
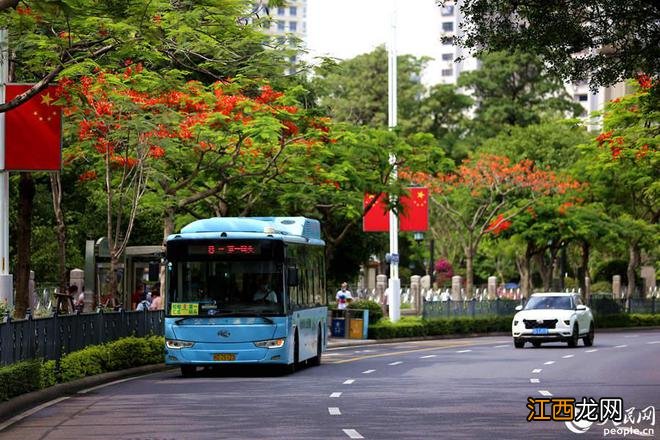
[362,369,376,374]
[331,341,480,364]
[343,429,365,439]
[544,361,555,365]
[420,355,437,359]
[456,349,472,353]
[539,390,553,397]
[614,344,628,348]
[330,392,342,398]
[532,369,542,373]
[648,341,660,345]
[388,361,403,366]
[494,344,509,348]
[530,378,540,383]
[585,349,598,353]
[343,379,355,385]
[562,355,574,359]
[329,407,341,415]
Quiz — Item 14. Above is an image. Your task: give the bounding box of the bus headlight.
[166,339,195,349]
[254,338,285,349]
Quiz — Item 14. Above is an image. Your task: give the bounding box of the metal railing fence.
[0,310,164,366]
[422,298,521,320]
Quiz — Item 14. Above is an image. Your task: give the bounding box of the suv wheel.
[514,338,525,348]
[583,323,594,347]
[567,323,579,348]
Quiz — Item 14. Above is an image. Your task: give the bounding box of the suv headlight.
[166,339,195,349]
[254,338,285,349]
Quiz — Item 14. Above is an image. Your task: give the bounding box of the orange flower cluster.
[485,214,512,235]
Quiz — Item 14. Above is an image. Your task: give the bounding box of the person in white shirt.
[336,282,353,310]
[253,276,278,303]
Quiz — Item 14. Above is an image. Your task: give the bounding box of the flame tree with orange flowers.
[419,154,581,299]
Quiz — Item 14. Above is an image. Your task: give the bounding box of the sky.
[305,0,445,85]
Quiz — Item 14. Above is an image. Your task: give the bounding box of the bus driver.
[252,275,278,303]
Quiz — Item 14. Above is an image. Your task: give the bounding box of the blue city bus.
[164,217,327,376]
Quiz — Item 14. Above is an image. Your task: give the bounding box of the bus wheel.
[310,327,322,367]
[285,333,299,374]
[180,365,197,377]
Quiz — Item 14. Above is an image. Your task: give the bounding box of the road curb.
[0,363,174,425]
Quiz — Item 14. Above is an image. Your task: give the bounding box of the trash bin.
[331,317,346,337]
[348,317,363,339]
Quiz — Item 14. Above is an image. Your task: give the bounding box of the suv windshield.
[168,260,284,316]
[524,296,573,310]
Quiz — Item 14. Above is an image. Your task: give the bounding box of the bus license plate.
[213,353,236,361]
[532,328,549,335]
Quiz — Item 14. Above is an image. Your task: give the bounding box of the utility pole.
[387,2,400,322]
[0,28,13,308]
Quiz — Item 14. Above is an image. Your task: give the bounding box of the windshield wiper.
[173,317,195,325]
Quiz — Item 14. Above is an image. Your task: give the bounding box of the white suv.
[512,292,594,348]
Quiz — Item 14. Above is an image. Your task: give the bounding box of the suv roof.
[530,292,576,297]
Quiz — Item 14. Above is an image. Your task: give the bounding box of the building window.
[289,6,297,15]
[289,21,297,31]
[442,22,454,32]
[277,20,285,31]
[441,68,453,77]
[441,53,453,61]
[441,5,454,16]
[576,94,589,102]
[277,7,285,15]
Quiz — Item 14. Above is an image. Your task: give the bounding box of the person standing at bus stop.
[336,282,352,310]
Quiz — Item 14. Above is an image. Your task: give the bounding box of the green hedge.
[348,299,384,323]
[0,335,165,402]
[368,314,660,339]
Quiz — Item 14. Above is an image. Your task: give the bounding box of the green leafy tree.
[447,0,660,90]
[457,50,583,138]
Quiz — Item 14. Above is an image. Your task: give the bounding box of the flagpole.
[0,28,13,309]
[387,1,400,323]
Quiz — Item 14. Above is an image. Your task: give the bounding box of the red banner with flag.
[4,84,62,171]
[363,188,429,232]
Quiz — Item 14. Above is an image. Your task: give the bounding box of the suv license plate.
[532,328,549,335]
[213,353,236,361]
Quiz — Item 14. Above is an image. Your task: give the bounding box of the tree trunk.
[50,173,67,295]
[580,240,590,300]
[14,173,35,319]
[626,243,640,299]
[516,244,534,299]
[535,251,553,292]
[465,245,474,299]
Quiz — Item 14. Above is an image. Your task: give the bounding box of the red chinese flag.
[400,187,429,232]
[4,84,62,171]
[363,193,389,232]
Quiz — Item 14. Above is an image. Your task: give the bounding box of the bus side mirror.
[287,267,299,287]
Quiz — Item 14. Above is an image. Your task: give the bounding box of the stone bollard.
[487,276,497,300]
[410,275,421,314]
[69,268,85,293]
[376,274,388,315]
[451,275,462,301]
[29,270,37,311]
[584,276,591,302]
[612,275,621,298]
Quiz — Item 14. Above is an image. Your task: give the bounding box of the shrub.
[41,360,58,388]
[368,316,513,339]
[590,281,612,294]
[59,344,109,382]
[348,299,384,323]
[106,337,150,370]
[0,359,44,402]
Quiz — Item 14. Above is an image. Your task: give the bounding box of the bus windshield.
[168,260,284,316]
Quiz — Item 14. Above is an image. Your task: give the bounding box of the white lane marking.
[420,355,437,359]
[494,344,509,348]
[343,379,355,385]
[329,407,341,415]
[624,335,639,338]
[0,396,70,432]
[362,369,375,374]
[388,361,403,365]
[530,378,540,383]
[532,369,543,374]
[562,355,574,359]
[585,349,598,353]
[539,390,553,397]
[330,392,342,398]
[647,341,660,345]
[343,429,365,439]
[354,349,377,353]
[544,361,555,365]
[614,344,628,348]
[456,349,472,353]
[324,353,340,356]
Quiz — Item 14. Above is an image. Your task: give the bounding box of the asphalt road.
[1,330,658,439]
